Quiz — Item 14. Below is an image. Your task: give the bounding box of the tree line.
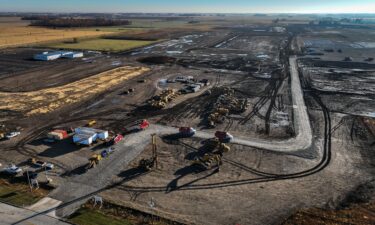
[26,17,132,27]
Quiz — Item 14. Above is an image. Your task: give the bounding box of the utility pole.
[26,170,32,192]
[152,134,158,169]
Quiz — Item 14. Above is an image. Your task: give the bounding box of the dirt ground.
[0,20,374,225]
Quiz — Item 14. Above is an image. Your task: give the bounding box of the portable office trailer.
[74,127,108,140]
[73,133,96,146]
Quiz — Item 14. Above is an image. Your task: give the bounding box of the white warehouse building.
[33,51,84,61]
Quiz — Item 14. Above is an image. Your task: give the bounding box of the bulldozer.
[204,138,230,153]
[192,153,222,170]
[86,154,102,170]
[208,112,226,127]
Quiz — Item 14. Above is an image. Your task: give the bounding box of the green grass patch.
[44,38,158,52]
[0,184,43,207]
[69,208,132,225]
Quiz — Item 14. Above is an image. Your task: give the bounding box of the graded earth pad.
[0,66,149,115]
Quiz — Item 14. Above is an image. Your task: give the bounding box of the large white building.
[33,51,84,61]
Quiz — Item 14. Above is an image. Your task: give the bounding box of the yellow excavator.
[86,154,102,170]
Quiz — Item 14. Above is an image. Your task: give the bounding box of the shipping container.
[47,130,68,140]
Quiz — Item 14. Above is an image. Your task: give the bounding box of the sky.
[1,0,375,14]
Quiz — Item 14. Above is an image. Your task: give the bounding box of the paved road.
[16,56,313,220]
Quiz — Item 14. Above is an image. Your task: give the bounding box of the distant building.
[33,51,83,61]
[33,52,62,61]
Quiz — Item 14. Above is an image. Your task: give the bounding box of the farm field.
[0,17,144,48]
[0,66,149,115]
[43,38,159,52]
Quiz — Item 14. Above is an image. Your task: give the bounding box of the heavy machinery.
[204,138,230,153]
[86,154,102,170]
[192,153,222,170]
[87,120,97,127]
[138,134,157,171]
[149,89,179,109]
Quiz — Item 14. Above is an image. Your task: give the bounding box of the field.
[0,179,48,207]
[43,38,159,52]
[69,208,131,225]
[0,17,146,48]
[0,66,149,115]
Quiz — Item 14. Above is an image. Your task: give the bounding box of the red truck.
[124,119,150,133]
[106,134,123,146]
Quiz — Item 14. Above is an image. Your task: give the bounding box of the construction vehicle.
[179,127,196,137]
[86,154,102,170]
[138,134,158,171]
[192,153,222,170]
[204,138,231,153]
[87,120,97,127]
[149,89,180,109]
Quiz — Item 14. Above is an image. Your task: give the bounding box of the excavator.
[86,154,102,170]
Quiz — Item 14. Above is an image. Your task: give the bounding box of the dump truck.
[86,154,102,169]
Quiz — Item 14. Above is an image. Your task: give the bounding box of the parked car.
[215,131,234,143]
[6,131,20,139]
[179,127,196,137]
[3,164,22,175]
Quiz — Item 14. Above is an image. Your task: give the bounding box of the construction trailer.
[73,127,108,146]
[73,133,97,146]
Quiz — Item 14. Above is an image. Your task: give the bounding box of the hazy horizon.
[1,0,375,14]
